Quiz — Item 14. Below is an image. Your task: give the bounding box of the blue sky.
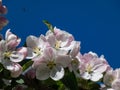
[2,0,120,68]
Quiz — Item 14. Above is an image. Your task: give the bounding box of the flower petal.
[43,47,56,60]
[36,63,50,80]
[26,35,39,48]
[81,72,91,80]
[10,51,24,62]
[56,55,70,68]
[112,79,120,90]
[50,66,64,81]
[91,72,103,82]
[10,63,22,78]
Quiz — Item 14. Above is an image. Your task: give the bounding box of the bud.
[0,5,7,15]
[0,16,8,30]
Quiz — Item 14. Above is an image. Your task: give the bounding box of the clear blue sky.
[2,0,120,68]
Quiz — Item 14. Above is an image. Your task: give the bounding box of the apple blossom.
[103,68,120,90]
[79,52,109,82]
[45,27,74,54]
[33,47,70,81]
[0,29,27,77]
[26,35,50,59]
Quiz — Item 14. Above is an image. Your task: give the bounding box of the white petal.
[50,66,64,81]
[17,47,27,58]
[70,41,80,58]
[10,51,24,62]
[3,60,14,71]
[81,72,91,80]
[5,29,11,40]
[43,47,56,60]
[46,34,56,47]
[93,64,108,73]
[0,40,6,51]
[26,35,39,48]
[36,63,50,80]
[56,55,70,67]
[112,80,120,90]
[26,47,37,59]
[91,72,103,82]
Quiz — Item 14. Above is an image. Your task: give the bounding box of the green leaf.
[16,79,24,84]
[43,20,54,32]
[22,60,33,72]
[61,69,79,90]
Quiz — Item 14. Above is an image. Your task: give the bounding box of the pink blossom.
[33,47,70,81]
[0,29,27,77]
[79,52,109,82]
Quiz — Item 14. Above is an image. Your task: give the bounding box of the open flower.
[33,47,70,81]
[45,27,74,54]
[0,29,27,77]
[79,52,109,82]
[26,35,50,59]
[103,68,120,90]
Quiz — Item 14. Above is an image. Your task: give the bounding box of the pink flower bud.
[0,16,8,30]
[0,5,7,15]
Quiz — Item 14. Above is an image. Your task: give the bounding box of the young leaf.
[22,60,33,72]
[43,20,54,32]
[16,79,24,84]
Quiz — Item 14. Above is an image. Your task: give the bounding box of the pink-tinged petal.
[56,55,71,68]
[5,29,21,47]
[115,68,120,79]
[26,47,36,59]
[93,64,108,73]
[0,40,6,51]
[32,56,47,69]
[10,51,24,62]
[3,60,14,71]
[17,47,27,58]
[5,29,11,40]
[43,47,56,60]
[39,34,47,42]
[50,66,64,81]
[112,80,120,90]
[91,72,103,81]
[46,34,56,47]
[53,27,74,41]
[6,38,21,48]
[26,35,39,48]
[36,63,50,80]
[103,70,116,87]
[10,63,22,78]
[57,49,68,55]
[70,41,80,58]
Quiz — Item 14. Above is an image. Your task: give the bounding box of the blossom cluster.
[0,24,120,90]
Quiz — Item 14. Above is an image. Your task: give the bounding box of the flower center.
[71,58,79,67]
[33,47,41,55]
[47,60,56,69]
[55,41,61,49]
[86,64,92,73]
[3,51,11,59]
